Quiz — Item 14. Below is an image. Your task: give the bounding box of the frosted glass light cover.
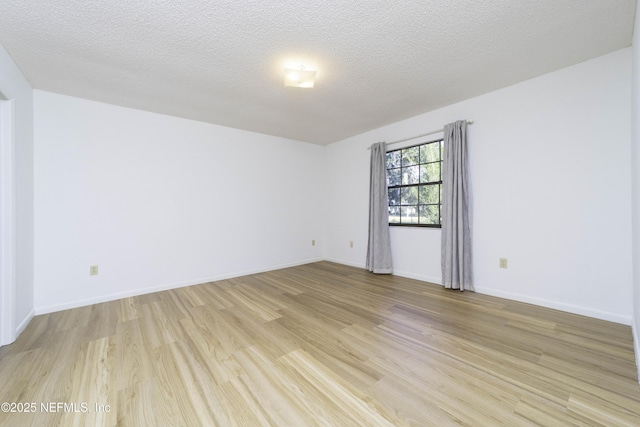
[284,68,316,88]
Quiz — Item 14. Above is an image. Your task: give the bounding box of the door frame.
[0,93,16,346]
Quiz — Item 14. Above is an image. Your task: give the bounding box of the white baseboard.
[392,269,441,285]
[15,309,34,336]
[323,259,442,284]
[35,257,324,315]
[474,285,632,325]
[323,257,365,269]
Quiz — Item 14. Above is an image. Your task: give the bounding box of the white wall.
[631,0,640,374]
[325,48,633,324]
[0,43,34,342]
[34,91,324,313]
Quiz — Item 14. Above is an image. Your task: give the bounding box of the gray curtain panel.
[441,121,473,291]
[366,142,393,274]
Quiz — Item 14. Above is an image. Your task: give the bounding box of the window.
[386,139,443,227]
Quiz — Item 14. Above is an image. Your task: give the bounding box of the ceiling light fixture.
[284,66,316,88]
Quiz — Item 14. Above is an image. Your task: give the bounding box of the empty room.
[1,0,640,425]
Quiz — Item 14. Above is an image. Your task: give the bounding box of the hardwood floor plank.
[176,285,210,308]
[114,321,153,391]
[146,300,183,346]
[84,300,119,342]
[218,378,273,426]
[117,297,143,323]
[279,348,396,427]
[117,380,155,427]
[230,346,311,427]
[187,304,250,359]
[567,392,640,427]
[368,376,474,427]
[63,335,116,427]
[228,277,290,312]
[223,288,282,323]
[200,279,241,310]
[513,395,577,427]
[276,316,381,390]
[1,261,640,426]
[164,340,228,426]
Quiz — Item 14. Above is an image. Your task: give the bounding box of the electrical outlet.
[350,241,354,248]
[312,239,316,246]
[90,265,99,276]
[499,258,508,269]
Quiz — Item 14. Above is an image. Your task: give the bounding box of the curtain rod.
[368,119,474,150]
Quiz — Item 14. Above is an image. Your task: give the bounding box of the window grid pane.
[401,146,420,166]
[386,139,443,227]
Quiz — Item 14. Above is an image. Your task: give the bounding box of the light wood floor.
[1,262,640,426]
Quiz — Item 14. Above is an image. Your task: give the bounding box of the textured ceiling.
[0,0,636,145]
